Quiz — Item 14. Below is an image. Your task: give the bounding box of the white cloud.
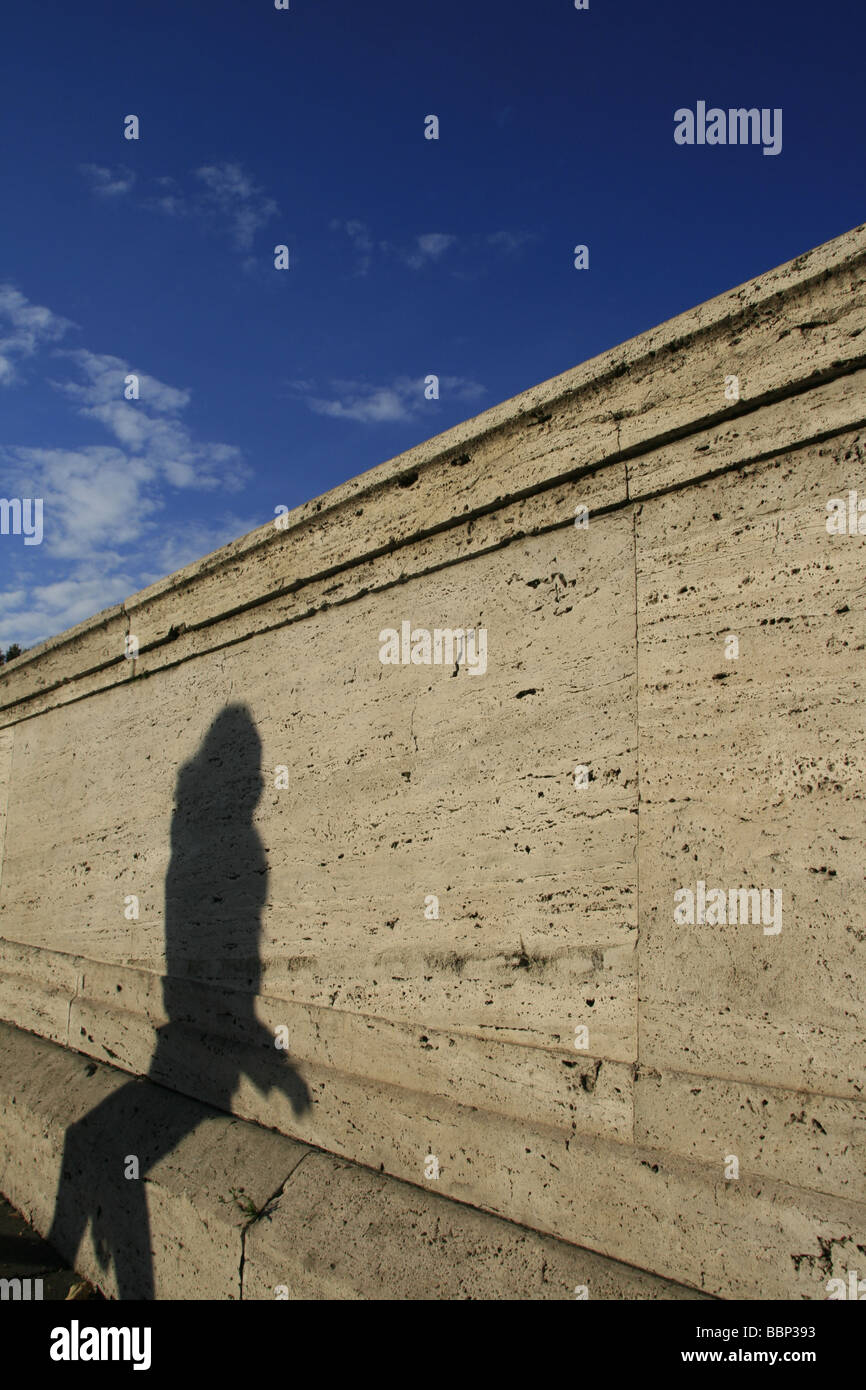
[0,286,75,385]
[0,507,262,650]
[331,222,459,274]
[330,219,375,276]
[403,233,457,269]
[143,176,187,218]
[0,287,256,650]
[45,349,246,493]
[82,162,278,254]
[295,375,486,424]
[197,163,256,202]
[3,446,160,560]
[310,387,409,423]
[80,163,137,197]
[195,162,279,250]
[487,229,534,255]
[150,514,261,578]
[329,221,535,277]
[54,348,191,412]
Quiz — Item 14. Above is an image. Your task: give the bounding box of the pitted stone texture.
[0,1021,308,1299]
[0,520,639,1066]
[0,1020,704,1302]
[637,432,866,1097]
[0,225,865,1301]
[635,1068,866,1203]
[1,226,863,719]
[242,1151,710,1301]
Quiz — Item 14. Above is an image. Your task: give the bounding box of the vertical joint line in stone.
[630,484,640,1144]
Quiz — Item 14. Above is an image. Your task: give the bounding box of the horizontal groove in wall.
[1,394,864,727]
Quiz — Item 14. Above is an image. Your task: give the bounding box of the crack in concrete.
[238,1150,313,1300]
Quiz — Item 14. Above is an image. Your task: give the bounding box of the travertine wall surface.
[0,223,864,1299]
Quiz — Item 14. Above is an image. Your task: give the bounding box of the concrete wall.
[0,222,864,1299]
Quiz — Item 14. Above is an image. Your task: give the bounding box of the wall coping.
[3,220,865,699]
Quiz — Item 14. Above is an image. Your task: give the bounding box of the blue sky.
[1,0,863,649]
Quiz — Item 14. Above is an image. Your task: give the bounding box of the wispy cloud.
[81,160,279,255]
[487,229,535,255]
[0,508,258,647]
[0,285,258,648]
[290,374,486,424]
[0,569,139,641]
[331,221,532,275]
[143,175,188,218]
[194,162,279,251]
[333,223,459,274]
[0,286,75,386]
[329,219,376,276]
[402,232,458,269]
[47,348,245,492]
[80,163,137,197]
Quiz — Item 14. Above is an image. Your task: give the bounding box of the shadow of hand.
[245,1020,312,1118]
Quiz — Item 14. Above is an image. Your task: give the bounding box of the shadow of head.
[157,703,310,1117]
[165,703,265,981]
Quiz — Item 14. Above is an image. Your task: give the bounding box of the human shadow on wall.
[48,704,310,1298]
